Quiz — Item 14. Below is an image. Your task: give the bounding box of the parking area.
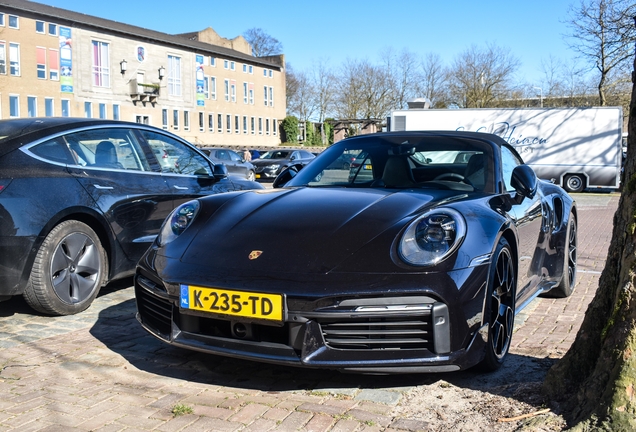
[0,193,620,431]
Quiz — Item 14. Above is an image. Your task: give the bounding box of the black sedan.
[135,131,576,373]
[199,148,256,181]
[0,118,262,316]
[251,149,315,180]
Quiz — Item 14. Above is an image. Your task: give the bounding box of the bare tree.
[564,0,636,105]
[543,46,636,429]
[446,43,521,108]
[418,53,447,108]
[286,68,315,121]
[380,48,422,110]
[243,28,283,57]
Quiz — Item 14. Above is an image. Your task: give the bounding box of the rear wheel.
[550,213,577,298]
[478,237,516,372]
[23,220,107,316]
[563,175,585,193]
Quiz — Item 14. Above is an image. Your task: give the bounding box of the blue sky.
[36,0,581,86]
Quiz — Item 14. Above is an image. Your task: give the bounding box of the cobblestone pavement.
[0,193,620,431]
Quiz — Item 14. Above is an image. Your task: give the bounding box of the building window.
[243,82,248,104]
[113,104,120,120]
[217,113,222,133]
[265,118,270,135]
[224,79,229,102]
[250,117,255,134]
[45,98,54,117]
[242,64,247,73]
[173,109,179,130]
[263,69,267,77]
[8,15,18,29]
[0,42,6,75]
[273,118,277,136]
[199,112,204,132]
[168,55,182,96]
[269,86,274,106]
[258,117,263,134]
[230,61,235,71]
[224,60,229,69]
[264,86,268,106]
[92,40,110,87]
[231,81,236,102]
[249,65,253,74]
[61,99,70,117]
[27,97,37,117]
[162,109,168,129]
[184,111,190,131]
[249,85,254,105]
[243,116,247,134]
[226,114,231,133]
[84,102,92,118]
[9,43,19,76]
[210,56,216,67]
[48,23,57,36]
[36,47,46,79]
[9,95,18,117]
[48,49,59,80]
[269,70,273,78]
[35,21,45,33]
[0,13,4,27]
[208,113,214,132]
[235,115,239,133]
[203,76,210,99]
[99,103,107,119]
[210,76,216,100]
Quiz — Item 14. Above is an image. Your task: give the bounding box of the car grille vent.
[135,284,172,339]
[318,316,433,350]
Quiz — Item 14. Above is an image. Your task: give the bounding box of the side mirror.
[213,163,229,180]
[510,165,538,203]
[273,165,299,188]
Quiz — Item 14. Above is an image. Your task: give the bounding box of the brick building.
[0,0,286,147]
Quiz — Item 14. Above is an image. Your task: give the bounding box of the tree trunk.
[543,43,636,430]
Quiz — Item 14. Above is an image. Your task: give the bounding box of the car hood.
[251,158,287,166]
[178,187,466,274]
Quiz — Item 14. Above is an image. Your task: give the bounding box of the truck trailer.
[388,107,623,192]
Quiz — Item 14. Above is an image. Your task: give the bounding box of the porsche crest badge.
[249,250,263,260]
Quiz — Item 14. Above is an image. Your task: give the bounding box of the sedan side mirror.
[273,165,299,188]
[213,163,229,180]
[511,165,538,203]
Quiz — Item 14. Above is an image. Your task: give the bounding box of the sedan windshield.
[260,150,291,159]
[287,134,497,193]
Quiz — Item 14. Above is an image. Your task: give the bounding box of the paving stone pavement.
[0,193,620,431]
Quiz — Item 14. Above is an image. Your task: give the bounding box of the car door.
[228,149,248,178]
[137,130,239,206]
[501,145,544,304]
[64,127,174,262]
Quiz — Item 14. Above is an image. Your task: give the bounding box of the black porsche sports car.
[135,131,577,373]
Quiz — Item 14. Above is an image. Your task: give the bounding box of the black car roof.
[342,130,508,147]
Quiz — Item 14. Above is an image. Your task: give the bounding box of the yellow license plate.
[255,174,261,178]
[180,285,283,322]
[364,164,372,170]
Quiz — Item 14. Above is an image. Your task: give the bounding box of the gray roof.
[0,0,282,70]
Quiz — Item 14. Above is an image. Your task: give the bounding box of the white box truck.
[389,107,623,192]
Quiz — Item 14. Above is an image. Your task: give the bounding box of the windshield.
[287,134,496,193]
[260,150,291,159]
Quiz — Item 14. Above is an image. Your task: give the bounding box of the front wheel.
[23,220,107,316]
[478,237,516,372]
[247,170,256,182]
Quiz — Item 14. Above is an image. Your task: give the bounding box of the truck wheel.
[563,175,585,193]
[23,220,107,316]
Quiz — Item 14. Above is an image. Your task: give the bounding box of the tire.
[478,237,516,372]
[563,175,585,193]
[247,170,256,182]
[23,220,107,316]
[549,213,577,298]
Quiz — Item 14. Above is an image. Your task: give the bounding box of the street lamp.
[533,86,543,108]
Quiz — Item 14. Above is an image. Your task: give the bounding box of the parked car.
[0,118,263,316]
[200,148,256,181]
[251,149,315,180]
[135,131,576,373]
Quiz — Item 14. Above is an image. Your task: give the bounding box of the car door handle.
[93,184,114,190]
[173,185,189,190]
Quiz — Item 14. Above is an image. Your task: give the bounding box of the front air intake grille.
[318,316,433,350]
[135,281,173,339]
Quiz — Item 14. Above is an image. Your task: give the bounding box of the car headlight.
[399,208,466,266]
[265,164,280,170]
[157,200,200,246]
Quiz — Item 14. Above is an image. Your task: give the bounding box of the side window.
[217,150,231,161]
[229,151,242,162]
[29,139,74,164]
[62,128,150,171]
[501,145,522,192]
[140,131,212,176]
